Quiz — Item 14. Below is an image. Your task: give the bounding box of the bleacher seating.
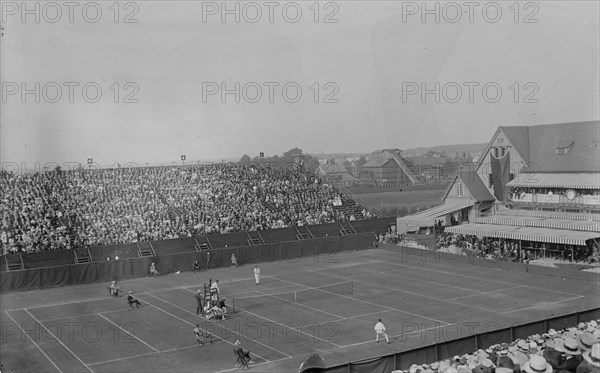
[1,164,375,255]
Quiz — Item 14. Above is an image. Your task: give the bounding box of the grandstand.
[0,163,376,256]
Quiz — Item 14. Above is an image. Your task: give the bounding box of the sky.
[1,1,599,168]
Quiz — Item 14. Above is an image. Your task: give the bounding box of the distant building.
[316,159,358,187]
[400,120,600,252]
[359,149,420,187]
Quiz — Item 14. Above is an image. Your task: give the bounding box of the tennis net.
[231,281,353,313]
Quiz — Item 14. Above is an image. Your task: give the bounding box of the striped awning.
[444,223,600,246]
[495,209,600,222]
[506,172,600,189]
[474,215,600,233]
[397,201,474,229]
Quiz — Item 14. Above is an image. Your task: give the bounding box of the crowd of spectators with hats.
[393,319,600,373]
[437,234,598,264]
[0,164,371,255]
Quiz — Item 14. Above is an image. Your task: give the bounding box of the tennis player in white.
[254,266,261,285]
[375,318,390,344]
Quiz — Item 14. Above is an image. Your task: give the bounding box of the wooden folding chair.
[234,349,249,369]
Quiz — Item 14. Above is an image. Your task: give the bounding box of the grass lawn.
[354,189,446,216]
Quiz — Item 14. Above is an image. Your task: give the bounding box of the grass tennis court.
[2,245,598,373]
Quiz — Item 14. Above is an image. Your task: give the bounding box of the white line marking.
[232,297,341,348]
[273,276,454,324]
[87,343,221,367]
[337,324,450,349]
[140,292,290,360]
[252,289,344,319]
[298,309,398,329]
[306,268,502,314]
[96,313,159,352]
[214,356,293,373]
[24,309,94,373]
[502,296,585,314]
[37,308,133,323]
[6,295,146,313]
[370,248,583,296]
[4,310,64,373]
[448,286,525,301]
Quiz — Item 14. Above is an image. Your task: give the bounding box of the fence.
[0,233,374,292]
[322,307,600,373]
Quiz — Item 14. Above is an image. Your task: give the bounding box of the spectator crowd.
[393,319,600,373]
[437,234,598,264]
[0,164,371,255]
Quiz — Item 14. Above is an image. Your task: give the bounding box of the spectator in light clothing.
[254,266,261,285]
[150,262,159,276]
[375,318,390,344]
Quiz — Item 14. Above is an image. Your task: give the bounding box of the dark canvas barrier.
[307,222,344,238]
[207,232,250,249]
[397,346,437,370]
[88,243,139,262]
[350,356,395,373]
[152,237,196,255]
[323,308,600,373]
[0,255,7,272]
[478,328,512,349]
[21,250,74,269]
[349,217,396,234]
[438,337,477,361]
[0,233,373,292]
[259,227,299,243]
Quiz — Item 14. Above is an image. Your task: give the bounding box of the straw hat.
[522,356,552,373]
[578,333,597,351]
[559,338,582,356]
[583,344,600,368]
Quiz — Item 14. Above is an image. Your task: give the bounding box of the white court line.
[87,343,219,367]
[448,286,525,301]
[298,309,399,329]
[6,294,147,313]
[24,309,94,373]
[272,276,455,324]
[306,269,502,315]
[37,308,133,323]
[96,313,159,353]
[355,267,489,295]
[214,356,293,373]
[253,289,344,319]
[231,297,342,348]
[337,323,451,349]
[139,292,289,361]
[502,296,585,314]
[370,248,583,297]
[4,310,64,373]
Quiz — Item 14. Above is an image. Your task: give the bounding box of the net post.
[232,297,235,313]
[351,280,353,295]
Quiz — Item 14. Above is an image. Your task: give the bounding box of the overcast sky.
[1,1,598,167]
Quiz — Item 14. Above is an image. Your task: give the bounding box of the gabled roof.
[483,121,599,173]
[498,126,530,164]
[524,121,598,173]
[362,158,393,168]
[442,171,495,202]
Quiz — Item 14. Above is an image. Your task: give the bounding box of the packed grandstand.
[392,319,600,373]
[0,163,373,255]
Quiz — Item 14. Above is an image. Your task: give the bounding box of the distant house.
[316,159,358,187]
[359,149,420,186]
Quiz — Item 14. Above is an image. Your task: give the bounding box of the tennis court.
[2,245,598,373]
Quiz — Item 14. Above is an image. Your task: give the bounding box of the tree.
[239,154,251,163]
